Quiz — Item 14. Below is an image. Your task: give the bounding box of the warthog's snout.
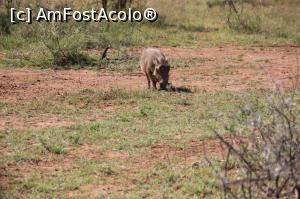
[159,82,168,90]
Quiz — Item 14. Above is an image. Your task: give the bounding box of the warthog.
[140,48,170,90]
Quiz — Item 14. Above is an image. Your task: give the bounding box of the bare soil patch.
[1,46,298,102]
[167,46,299,92]
[0,69,144,102]
[0,112,106,131]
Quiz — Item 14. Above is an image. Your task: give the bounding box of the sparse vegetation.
[207,87,300,198]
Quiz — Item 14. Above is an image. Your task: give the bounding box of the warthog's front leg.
[146,73,151,89]
[150,74,158,89]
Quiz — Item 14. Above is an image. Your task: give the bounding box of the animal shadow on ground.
[165,83,192,93]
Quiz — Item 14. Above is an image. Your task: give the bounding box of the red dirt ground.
[1,46,299,102]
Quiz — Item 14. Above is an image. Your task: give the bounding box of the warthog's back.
[140,48,167,73]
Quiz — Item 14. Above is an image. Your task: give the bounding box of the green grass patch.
[1,1,300,69]
[1,88,297,198]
